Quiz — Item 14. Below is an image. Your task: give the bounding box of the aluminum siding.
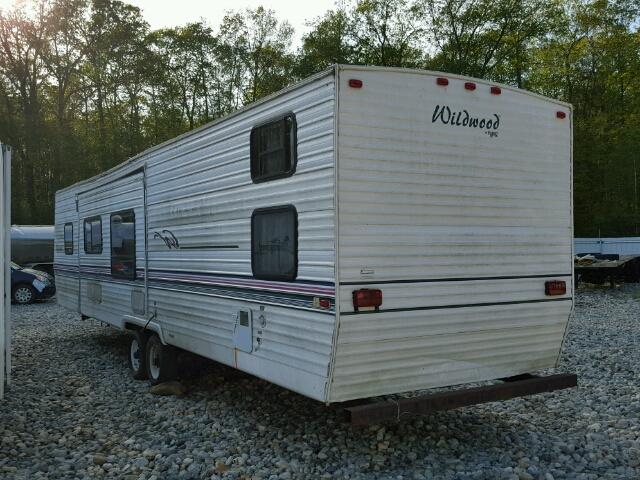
[55,71,337,402]
[144,74,336,400]
[54,190,79,310]
[76,174,145,327]
[329,67,573,402]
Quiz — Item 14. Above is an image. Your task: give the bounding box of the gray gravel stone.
[1,288,640,479]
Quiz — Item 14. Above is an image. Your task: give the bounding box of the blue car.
[10,262,56,304]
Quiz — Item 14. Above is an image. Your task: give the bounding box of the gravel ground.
[0,287,639,480]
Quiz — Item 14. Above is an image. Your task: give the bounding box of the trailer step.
[343,373,577,426]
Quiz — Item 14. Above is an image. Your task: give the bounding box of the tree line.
[0,0,638,236]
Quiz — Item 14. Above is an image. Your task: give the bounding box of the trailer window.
[110,210,136,280]
[83,216,103,254]
[250,113,297,183]
[251,205,297,281]
[64,223,73,255]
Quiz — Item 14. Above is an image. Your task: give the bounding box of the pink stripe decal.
[57,265,335,297]
[148,272,335,296]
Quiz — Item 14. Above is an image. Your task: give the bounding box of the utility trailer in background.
[54,66,575,418]
[11,225,55,275]
[575,254,640,286]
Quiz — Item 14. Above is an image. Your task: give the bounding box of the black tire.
[13,284,36,305]
[145,334,178,385]
[129,330,149,380]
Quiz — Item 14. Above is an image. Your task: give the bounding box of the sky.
[0,0,337,40]
[123,1,335,39]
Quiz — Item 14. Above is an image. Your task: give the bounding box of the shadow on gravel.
[81,320,571,442]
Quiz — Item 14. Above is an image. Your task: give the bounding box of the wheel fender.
[123,317,167,345]
[12,283,29,293]
[144,322,167,344]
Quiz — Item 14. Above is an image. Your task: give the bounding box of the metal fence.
[575,237,640,256]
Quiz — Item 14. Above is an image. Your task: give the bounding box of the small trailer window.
[250,113,297,183]
[64,223,73,255]
[110,210,136,279]
[83,216,103,254]
[251,205,298,281]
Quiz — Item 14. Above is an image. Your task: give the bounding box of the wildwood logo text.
[432,105,501,136]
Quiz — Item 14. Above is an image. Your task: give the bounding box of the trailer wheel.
[129,330,149,380]
[145,334,178,385]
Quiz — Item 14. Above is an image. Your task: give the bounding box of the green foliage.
[525,0,640,235]
[297,0,426,77]
[425,0,561,83]
[0,1,295,223]
[296,9,354,76]
[0,0,639,237]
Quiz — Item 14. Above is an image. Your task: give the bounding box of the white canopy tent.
[1,144,11,399]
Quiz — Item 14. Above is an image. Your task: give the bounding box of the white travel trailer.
[54,65,574,409]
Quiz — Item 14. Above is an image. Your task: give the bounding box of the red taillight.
[348,79,363,88]
[464,82,476,91]
[545,280,567,296]
[313,297,332,309]
[556,111,566,119]
[490,86,501,95]
[352,289,382,312]
[436,77,449,86]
